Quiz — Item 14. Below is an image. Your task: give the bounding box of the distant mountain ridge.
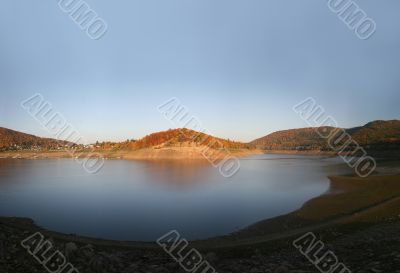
[251,120,400,151]
[1,120,399,153]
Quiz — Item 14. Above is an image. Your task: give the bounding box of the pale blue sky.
[0,0,399,142]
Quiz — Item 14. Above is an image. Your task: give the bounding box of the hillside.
[69,128,258,160]
[96,128,253,151]
[2,120,399,155]
[251,127,336,151]
[251,120,400,152]
[347,120,400,145]
[0,127,256,160]
[0,127,72,151]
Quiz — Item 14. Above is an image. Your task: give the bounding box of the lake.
[0,154,350,241]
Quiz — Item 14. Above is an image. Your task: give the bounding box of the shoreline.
[3,148,398,161]
[263,149,337,156]
[0,147,263,160]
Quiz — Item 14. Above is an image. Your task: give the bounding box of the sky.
[0,0,399,143]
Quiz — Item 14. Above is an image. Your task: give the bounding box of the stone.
[274,266,289,273]
[65,242,78,259]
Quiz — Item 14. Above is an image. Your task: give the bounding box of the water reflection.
[138,159,213,187]
[0,155,350,241]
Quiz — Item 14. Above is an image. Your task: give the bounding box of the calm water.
[0,154,349,241]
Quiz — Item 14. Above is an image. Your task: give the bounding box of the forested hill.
[2,120,399,153]
[110,128,253,150]
[0,127,71,151]
[251,120,400,151]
